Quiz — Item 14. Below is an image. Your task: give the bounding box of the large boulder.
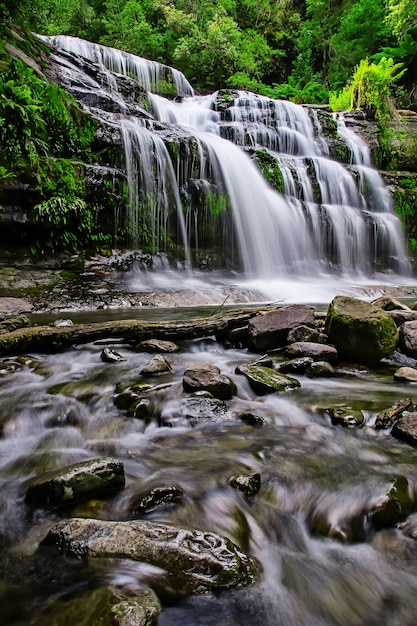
[183,362,237,399]
[399,321,417,358]
[325,296,398,365]
[41,518,257,593]
[392,411,417,446]
[25,458,125,507]
[248,305,315,351]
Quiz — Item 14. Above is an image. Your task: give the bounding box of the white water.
[42,36,413,302]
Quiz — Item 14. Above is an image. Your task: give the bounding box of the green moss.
[251,149,284,193]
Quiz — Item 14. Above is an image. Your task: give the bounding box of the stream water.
[1,330,417,624]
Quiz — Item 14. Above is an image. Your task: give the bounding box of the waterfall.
[43,35,410,283]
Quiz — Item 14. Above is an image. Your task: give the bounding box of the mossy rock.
[236,364,300,394]
[325,296,399,365]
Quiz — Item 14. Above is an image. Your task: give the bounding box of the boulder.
[41,518,257,593]
[229,472,261,496]
[399,321,417,358]
[325,296,398,365]
[388,311,417,326]
[25,457,125,507]
[306,361,335,377]
[135,338,181,353]
[236,364,300,395]
[285,341,338,363]
[130,485,183,514]
[370,476,415,528]
[248,305,315,351]
[287,325,328,344]
[183,362,237,400]
[392,411,417,446]
[393,367,417,382]
[371,296,411,312]
[375,398,413,429]
[140,355,173,376]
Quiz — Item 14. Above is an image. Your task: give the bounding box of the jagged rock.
[26,585,161,626]
[100,347,126,362]
[325,296,399,365]
[236,364,300,394]
[392,411,417,446]
[277,357,314,374]
[135,338,181,353]
[237,411,267,427]
[287,325,328,344]
[159,397,232,427]
[393,367,417,382]
[375,398,414,429]
[0,314,30,335]
[230,472,261,496]
[130,486,183,514]
[399,321,417,358]
[41,517,258,593]
[285,341,338,363]
[183,362,237,400]
[140,355,172,376]
[371,476,415,528]
[248,305,315,351]
[306,361,335,377]
[371,296,411,312]
[25,457,125,507]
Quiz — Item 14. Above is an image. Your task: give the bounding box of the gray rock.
[41,517,257,593]
[372,296,411,311]
[0,314,31,334]
[371,476,415,528]
[375,397,414,429]
[230,472,261,496]
[399,321,417,358]
[236,364,300,394]
[135,338,181,353]
[388,310,417,326]
[285,341,338,363]
[325,296,399,365]
[306,361,335,377]
[287,325,328,344]
[183,362,237,400]
[101,347,126,362]
[248,305,315,351]
[25,457,125,507]
[140,355,173,376]
[277,357,314,374]
[393,367,417,382]
[392,411,417,446]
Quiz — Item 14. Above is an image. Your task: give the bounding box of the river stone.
[325,296,399,365]
[248,305,315,351]
[237,411,267,427]
[375,398,414,429]
[27,585,161,626]
[399,321,417,358]
[0,314,30,335]
[393,367,417,382]
[277,357,314,374]
[135,338,181,353]
[25,457,125,507]
[159,397,232,427]
[388,310,417,326]
[130,485,183,514]
[392,411,417,446]
[371,296,411,312]
[183,362,237,400]
[140,355,173,376]
[371,476,415,528]
[306,361,335,377]
[285,341,338,363]
[287,325,328,344]
[41,518,257,593]
[230,472,261,496]
[101,347,126,362]
[324,406,365,427]
[236,364,300,394]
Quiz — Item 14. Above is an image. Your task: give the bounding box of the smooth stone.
[306,361,335,377]
[140,355,173,376]
[183,362,237,400]
[135,338,181,353]
[285,341,338,363]
[248,305,315,351]
[372,296,411,311]
[399,321,417,358]
[393,367,417,382]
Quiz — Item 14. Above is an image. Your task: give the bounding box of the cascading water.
[42,35,411,300]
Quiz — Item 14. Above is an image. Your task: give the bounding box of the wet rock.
[399,321,417,358]
[130,485,183,514]
[371,296,411,312]
[325,296,399,365]
[285,341,338,363]
[230,472,261,496]
[41,517,258,593]
[237,411,267,427]
[324,406,365,427]
[183,362,237,400]
[236,364,300,394]
[306,361,335,377]
[159,397,232,427]
[100,346,126,362]
[248,305,315,351]
[25,457,125,507]
[392,411,417,446]
[371,476,415,528]
[135,338,181,353]
[140,355,173,376]
[277,357,314,374]
[387,310,417,326]
[287,325,328,344]
[393,367,417,382]
[0,314,30,335]
[26,585,161,626]
[375,398,414,429]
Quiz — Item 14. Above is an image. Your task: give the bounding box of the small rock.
[393,367,417,382]
[135,338,181,353]
[141,355,172,376]
[371,476,414,528]
[183,362,237,400]
[130,485,183,514]
[277,357,313,374]
[237,411,266,427]
[230,473,261,496]
[324,406,365,427]
[101,347,126,363]
[372,296,411,312]
[375,398,414,429]
[285,342,338,363]
[306,361,335,377]
[236,364,300,395]
[392,411,417,446]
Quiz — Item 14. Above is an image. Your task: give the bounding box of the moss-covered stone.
[236,363,300,394]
